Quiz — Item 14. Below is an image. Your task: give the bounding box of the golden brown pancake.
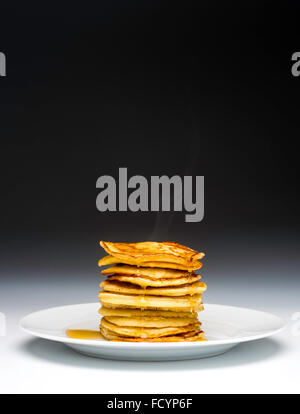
[100,280,207,297]
[102,265,197,279]
[98,291,203,311]
[100,241,205,267]
[100,326,205,342]
[101,317,200,338]
[98,255,121,266]
[98,307,198,319]
[104,315,199,328]
[98,256,202,271]
[106,273,201,288]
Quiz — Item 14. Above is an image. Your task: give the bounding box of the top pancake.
[99,241,204,269]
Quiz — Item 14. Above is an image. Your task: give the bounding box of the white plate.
[19,303,286,361]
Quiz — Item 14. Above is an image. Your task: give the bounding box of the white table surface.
[0,273,299,394]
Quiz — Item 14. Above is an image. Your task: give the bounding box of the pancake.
[100,241,205,267]
[98,255,121,266]
[104,315,199,327]
[100,317,200,338]
[100,280,207,297]
[98,291,203,311]
[102,265,197,279]
[100,326,205,342]
[98,256,202,271]
[98,307,198,318]
[106,273,201,287]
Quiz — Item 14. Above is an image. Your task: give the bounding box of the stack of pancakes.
[98,241,206,342]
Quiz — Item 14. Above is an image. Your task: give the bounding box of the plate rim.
[19,302,287,348]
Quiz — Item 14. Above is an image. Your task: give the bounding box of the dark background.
[0,2,299,283]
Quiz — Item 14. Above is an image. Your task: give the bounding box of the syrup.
[66,329,103,340]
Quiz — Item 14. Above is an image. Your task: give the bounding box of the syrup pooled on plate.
[66,329,103,340]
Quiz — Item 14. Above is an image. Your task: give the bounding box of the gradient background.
[0,2,300,393]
